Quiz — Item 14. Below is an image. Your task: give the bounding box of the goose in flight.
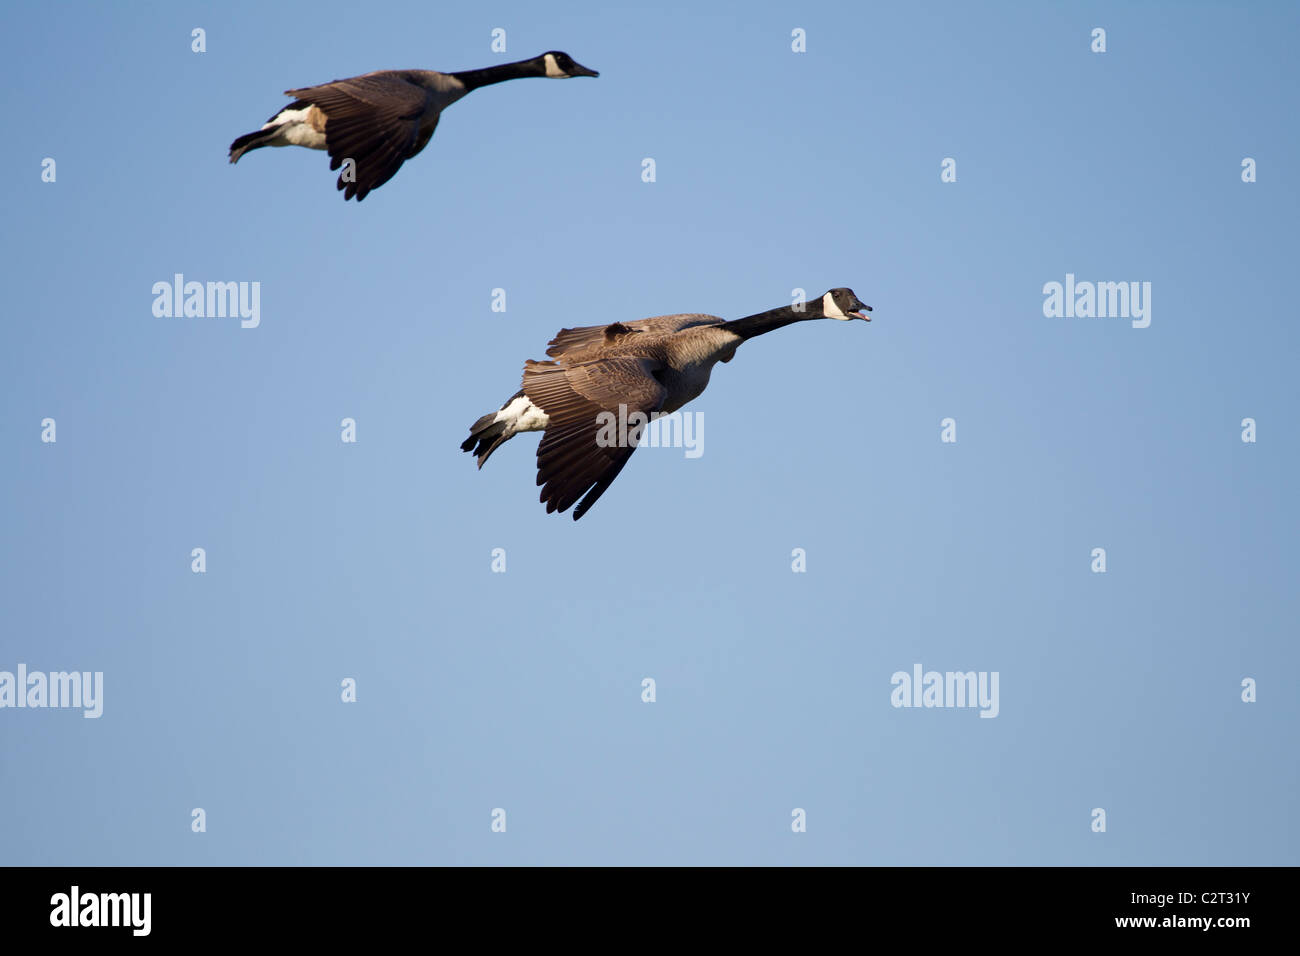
[228,51,599,201]
[461,288,872,519]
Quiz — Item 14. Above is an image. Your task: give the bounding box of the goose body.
[462,289,872,519]
[228,51,598,201]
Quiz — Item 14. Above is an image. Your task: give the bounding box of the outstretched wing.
[523,357,668,519]
[286,71,432,201]
[544,313,724,359]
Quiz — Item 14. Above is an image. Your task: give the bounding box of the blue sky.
[1,0,1297,865]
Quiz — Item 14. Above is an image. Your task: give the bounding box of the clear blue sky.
[1,0,1297,865]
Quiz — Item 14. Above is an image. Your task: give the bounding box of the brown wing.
[545,313,724,359]
[286,72,432,201]
[523,357,668,519]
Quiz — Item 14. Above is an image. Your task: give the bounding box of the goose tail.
[461,393,523,469]
[228,128,275,164]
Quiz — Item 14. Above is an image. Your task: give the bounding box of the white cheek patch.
[543,53,567,78]
[822,291,850,320]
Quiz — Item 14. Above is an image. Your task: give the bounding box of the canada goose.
[228,51,599,201]
[461,288,872,519]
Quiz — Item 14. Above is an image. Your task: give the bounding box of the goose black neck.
[720,305,820,341]
[450,59,541,91]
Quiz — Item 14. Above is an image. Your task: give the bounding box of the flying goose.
[461,288,872,519]
[228,51,599,201]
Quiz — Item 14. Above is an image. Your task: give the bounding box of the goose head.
[818,287,872,321]
[538,51,600,78]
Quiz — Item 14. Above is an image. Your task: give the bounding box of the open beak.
[852,304,872,321]
[570,61,600,78]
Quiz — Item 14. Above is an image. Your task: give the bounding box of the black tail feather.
[461,412,510,469]
[462,390,526,468]
[230,100,316,163]
[228,128,273,163]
